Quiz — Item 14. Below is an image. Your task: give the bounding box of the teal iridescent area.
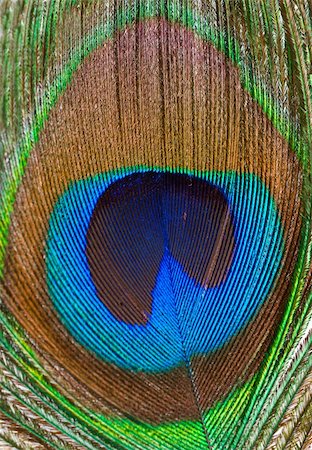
[46,168,284,373]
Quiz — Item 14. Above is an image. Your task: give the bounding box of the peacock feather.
[0,1,311,449]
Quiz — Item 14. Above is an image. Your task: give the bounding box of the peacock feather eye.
[0,2,311,449]
[46,169,284,375]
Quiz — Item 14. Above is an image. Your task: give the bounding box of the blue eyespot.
[46,168,283,372]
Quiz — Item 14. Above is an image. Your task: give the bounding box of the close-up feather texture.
[0,0,311,449]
